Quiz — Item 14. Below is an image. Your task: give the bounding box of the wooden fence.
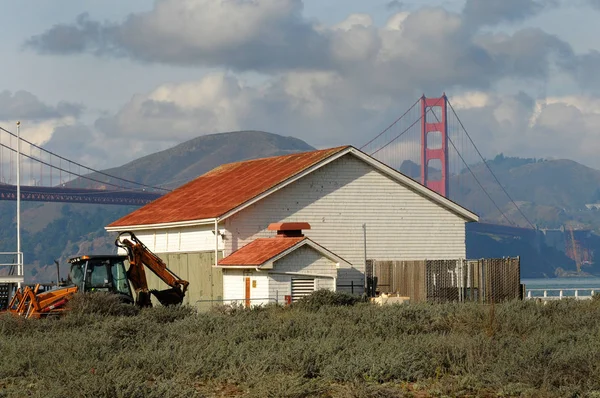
[369,257,520,303]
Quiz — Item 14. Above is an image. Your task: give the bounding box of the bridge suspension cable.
[425,101,516,226]
[360,97,421,151]
[446,99,535,229]
[0,126,171,193]
[364,96,444,158]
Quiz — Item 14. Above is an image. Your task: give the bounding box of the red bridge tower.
[420,94,449,198]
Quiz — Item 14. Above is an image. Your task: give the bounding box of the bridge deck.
[0,185,162,206]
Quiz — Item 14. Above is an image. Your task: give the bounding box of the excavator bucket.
[150,287,185,306]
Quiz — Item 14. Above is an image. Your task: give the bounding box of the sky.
[2,0,600,171]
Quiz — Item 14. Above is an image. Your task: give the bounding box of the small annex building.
[217,222,349,307]
[105,145,478,308]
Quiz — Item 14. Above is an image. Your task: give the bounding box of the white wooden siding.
[273,245,337,278]
[223,272,245,305]
[268,274,290,303]
[222,270,269,307]
[251,274,269,306]
[225,154,467,291]
[266,245,337,300]
[113,225,224,253]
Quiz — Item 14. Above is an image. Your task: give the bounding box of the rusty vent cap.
[268,222,311,231]
[268,222,311,238]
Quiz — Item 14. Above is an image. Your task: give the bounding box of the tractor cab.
[67,255,134,304]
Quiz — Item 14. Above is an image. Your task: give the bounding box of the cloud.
[589,0,600,9]
[0,90,82,122]
[462,0,556,27]
[25,13,117,56]
[26,0,331,71]
[21,0,600,172]
[474,28,574,80]
[386,1,404,11]
[573,51,600,95]
[24,0,572,83]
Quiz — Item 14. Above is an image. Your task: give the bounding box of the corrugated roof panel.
[218,237,305,266]
[108,146,350,227]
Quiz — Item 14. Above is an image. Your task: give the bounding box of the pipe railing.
[525,288,597,300]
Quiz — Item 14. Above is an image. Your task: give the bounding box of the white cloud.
[20,0,600,172]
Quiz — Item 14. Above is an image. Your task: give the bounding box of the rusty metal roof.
[218,237,305,266]
[107,146,350,227]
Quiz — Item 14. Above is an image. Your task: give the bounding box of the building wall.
[225,154,468,292]
[146,252,223,310]
[223,246,338,305]
[222,271,269,307]
[125,224,224,253]
[269,245,336,296]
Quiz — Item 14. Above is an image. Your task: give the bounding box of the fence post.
[351,281,354,294]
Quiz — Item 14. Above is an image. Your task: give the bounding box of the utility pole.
[16,121,22,288]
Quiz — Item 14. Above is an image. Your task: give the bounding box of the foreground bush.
[292,289,366,311]
[66,292,140,317]
[1,298,600,397]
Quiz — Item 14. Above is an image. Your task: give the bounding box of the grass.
[1,292,600,397]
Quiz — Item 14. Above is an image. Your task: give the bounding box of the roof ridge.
[208,145,352,172]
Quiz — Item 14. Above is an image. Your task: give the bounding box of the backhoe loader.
[2,231,189,319]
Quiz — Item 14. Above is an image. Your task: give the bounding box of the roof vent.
[267,222,311,238]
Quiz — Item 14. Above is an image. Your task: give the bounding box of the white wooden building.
[106,145,478,304]
[217,222,348,306]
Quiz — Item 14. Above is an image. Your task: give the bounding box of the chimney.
[267,222,311,238]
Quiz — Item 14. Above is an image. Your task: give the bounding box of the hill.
[0,131,314,282]
[80,130,314,189]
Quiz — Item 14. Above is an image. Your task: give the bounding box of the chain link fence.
[369,257,520,303]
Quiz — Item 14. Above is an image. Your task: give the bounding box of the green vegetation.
[1,292,600,397]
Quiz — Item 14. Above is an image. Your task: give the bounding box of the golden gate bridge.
[0,94,537,229]
[0,126,169,205]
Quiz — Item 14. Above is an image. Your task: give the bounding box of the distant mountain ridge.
[84,131,314,190]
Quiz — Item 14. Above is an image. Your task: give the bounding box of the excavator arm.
[115,231,189,307]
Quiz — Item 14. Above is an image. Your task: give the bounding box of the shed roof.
[106,145,478,230]
[107,146,349,228]
[217,236,349,269]
[218,237,305,267]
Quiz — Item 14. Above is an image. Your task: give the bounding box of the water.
[522,277,600,298]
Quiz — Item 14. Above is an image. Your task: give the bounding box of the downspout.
[214,218,219,267]
[363,223,367,291]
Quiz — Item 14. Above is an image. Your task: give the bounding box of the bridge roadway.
[0,184,163,206]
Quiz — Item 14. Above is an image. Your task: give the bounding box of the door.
[245,277,251,308]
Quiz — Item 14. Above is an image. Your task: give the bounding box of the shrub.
[292,289,366,311]
[2,299,600,397]
[65,292,139,317]
[139,304,197,324]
